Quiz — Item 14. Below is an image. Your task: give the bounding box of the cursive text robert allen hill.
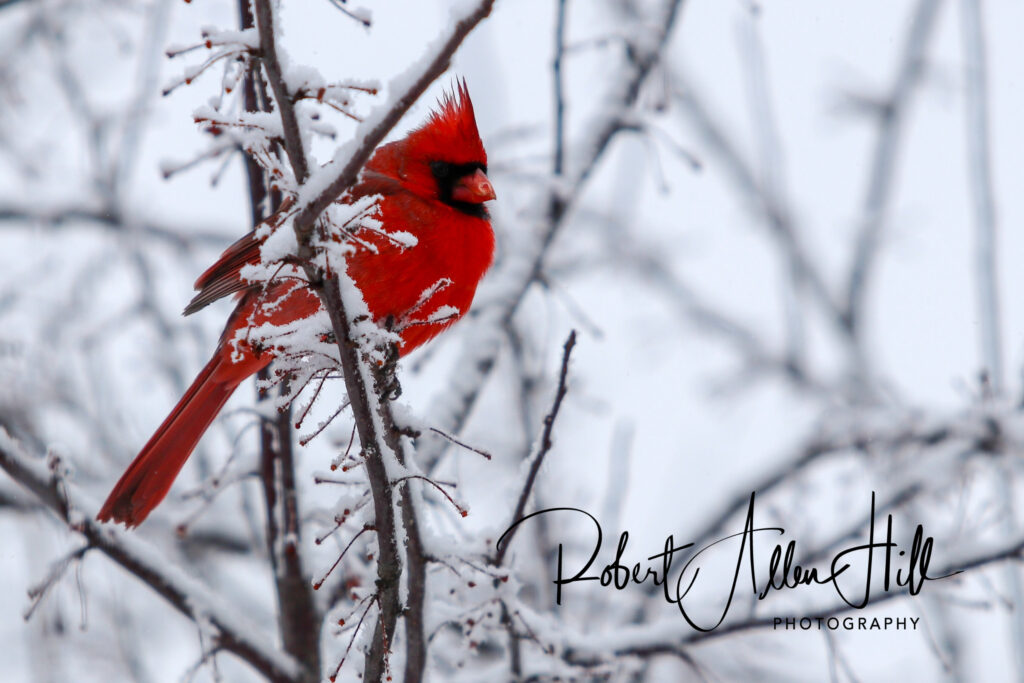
[495,492,961,632]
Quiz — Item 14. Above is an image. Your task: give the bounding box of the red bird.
[98,82,496,527]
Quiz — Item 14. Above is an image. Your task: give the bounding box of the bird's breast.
[344,196,494,355]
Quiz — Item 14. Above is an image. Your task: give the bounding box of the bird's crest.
[408,78,487,167]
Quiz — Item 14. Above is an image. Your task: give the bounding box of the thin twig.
[428,427,492,460]
[960,2,1018,676]
[960,0,1002,390]
[552,0,569,179]
[843,0,943,336]
[252,0,309,183]
[0,435,303,683]
[420,0,686,472]
[494,330,577,567]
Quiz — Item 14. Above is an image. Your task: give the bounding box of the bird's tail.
[97,351,240,527]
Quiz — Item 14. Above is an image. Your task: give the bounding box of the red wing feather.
[181,185,408,317]
[184,231,262,315]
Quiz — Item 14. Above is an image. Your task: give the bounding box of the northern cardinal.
[98,82,495,527]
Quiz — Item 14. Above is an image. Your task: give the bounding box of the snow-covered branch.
[248,2,496,680]
[0,430,306,683]
[286,0,498,259]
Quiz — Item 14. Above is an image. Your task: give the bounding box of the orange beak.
[451,168,496,203]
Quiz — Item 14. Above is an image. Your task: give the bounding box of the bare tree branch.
[677,408,1003,570]
[252,0,309,184]
[0,431,305,683]
[958,3,1019,679]
[960,0,1002,390]
[494,329,577,567]
[249,2,496,679]
[670,75,843,341]
[843,0,943,337]
[420,0,687,471]
[0,205,229,252]
[240,3,320,679]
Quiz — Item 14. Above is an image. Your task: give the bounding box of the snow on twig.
[0,429,305,683]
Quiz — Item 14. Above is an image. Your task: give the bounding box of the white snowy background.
[1,0,1023,680]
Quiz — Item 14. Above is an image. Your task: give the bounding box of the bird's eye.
[430,161,452,179]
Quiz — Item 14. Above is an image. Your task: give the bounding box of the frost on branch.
[161,22,378,197]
